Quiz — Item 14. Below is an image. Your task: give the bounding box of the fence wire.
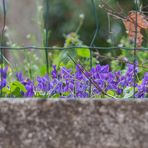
[0,0,148,98]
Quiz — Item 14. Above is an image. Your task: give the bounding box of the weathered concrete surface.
[0,99,148,148]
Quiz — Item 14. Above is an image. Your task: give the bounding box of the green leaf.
[58,49,76,65]
[12,87,22,97]
[12,81,27,93]
[52,93,61,98]
[35,92,48,98]
[40,65,47,76]
[137,80,142,85]
[8,81,27,97]
[62,92,70,96]
[107,90,115,96]
[123,87,134,98]
[2,87,9,93]
[76,47,90,58]
[10,83,17,93]
[2,87,10,96]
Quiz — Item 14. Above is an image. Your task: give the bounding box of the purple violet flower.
[135,72,148,98]
[24,80,34,97]
[15,72,34,97]
[0,66,8,79]
[37,74,51,92]
[0,67,8,89]
[51,65,58,79]
[16,72,24,82]
[76,64,83,80]
[0,79,6,89]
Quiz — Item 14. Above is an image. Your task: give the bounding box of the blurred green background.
[41,0,148,74]
[0,0,148,77]
[43,0,148,47]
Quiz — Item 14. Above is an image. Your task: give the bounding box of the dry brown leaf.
[123,11,148,47]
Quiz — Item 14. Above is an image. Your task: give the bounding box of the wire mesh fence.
[0,0,148,98]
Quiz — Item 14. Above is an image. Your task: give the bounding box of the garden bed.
[0,99,148,148]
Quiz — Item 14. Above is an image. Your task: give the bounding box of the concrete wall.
[0,99,148,148]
